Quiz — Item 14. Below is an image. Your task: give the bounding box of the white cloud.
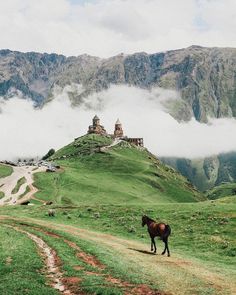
[1,85,236,160]
[0,0,235,57]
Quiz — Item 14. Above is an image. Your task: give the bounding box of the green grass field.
[0,226,58,295]
[0,199,235,295]
[0,135,235,294]
[11,177,26,194]
[0,164,13,178]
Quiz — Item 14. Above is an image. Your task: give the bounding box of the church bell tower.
[114,119,124,138]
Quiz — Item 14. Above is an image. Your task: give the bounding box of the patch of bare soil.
[128,284,164,295]
[76,252,105,269]
[105,276,165,295]
[62,277,84,295]
[62,238,106,269]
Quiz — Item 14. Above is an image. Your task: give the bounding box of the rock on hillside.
[1,46,236,122]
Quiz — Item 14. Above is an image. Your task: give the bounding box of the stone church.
[87,115,143,147]
[87,115,107,135]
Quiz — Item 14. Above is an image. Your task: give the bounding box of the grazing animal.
[48,209,55,217]
[142,215,171,256]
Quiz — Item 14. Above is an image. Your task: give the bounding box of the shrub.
[42,148,55,160]
[93,212,100,219]
[128,226,136,233]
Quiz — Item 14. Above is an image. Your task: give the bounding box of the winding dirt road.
[0,165,46,205]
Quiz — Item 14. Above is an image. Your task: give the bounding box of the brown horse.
[142,215,171,256]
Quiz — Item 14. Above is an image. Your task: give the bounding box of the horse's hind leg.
[166,240,170,257]
[161,239,167,255]
[162,237,170,257]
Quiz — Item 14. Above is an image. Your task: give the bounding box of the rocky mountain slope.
[1,46,236,122]
[161,152,236,191]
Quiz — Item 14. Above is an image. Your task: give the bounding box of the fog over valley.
[1,85,236,160]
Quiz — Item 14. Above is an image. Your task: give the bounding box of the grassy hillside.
[0,164,13,178]
[206,182,236,200]
[34,134,203,205]
[215,196,236,204]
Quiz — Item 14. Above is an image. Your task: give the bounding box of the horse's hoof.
[161,252,165,255]
[168,254,170,257]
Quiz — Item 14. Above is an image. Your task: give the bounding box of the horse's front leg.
[150,238,153,252]
[152,237,156,253]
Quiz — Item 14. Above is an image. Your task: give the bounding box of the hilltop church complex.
[87,115,144,147]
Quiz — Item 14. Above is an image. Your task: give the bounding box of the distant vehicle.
[46,167,56,172]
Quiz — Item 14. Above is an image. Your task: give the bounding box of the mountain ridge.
[1,45,236,122]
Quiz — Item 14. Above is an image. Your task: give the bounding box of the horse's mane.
[144,215,156,223]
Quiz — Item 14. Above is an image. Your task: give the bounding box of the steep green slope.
[206,182,236,200]
[34,134,203,205]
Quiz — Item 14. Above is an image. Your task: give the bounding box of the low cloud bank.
[0,85,236,160]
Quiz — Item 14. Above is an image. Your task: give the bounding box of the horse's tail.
[164,224,171,238]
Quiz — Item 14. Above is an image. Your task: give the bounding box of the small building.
[126,137,144,147]
[87,115,107,135]
[114,118,124,138]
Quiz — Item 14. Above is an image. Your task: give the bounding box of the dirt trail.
[100,138,121,152]
[53,224,236,295]
[1,216,236,295]
[4,224,74,295]
[0,166,45,205]
[16,222,164,295]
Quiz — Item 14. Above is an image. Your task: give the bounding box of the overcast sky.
[1,0,236,160]
[0,0,236,57]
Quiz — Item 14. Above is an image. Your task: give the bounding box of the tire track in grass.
[3,216,234,295]
[5,225,76,295]
[16,222,165,295]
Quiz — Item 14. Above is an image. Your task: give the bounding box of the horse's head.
[142,215,147,227]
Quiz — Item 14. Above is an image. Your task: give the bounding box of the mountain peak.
[1,46,236,122]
